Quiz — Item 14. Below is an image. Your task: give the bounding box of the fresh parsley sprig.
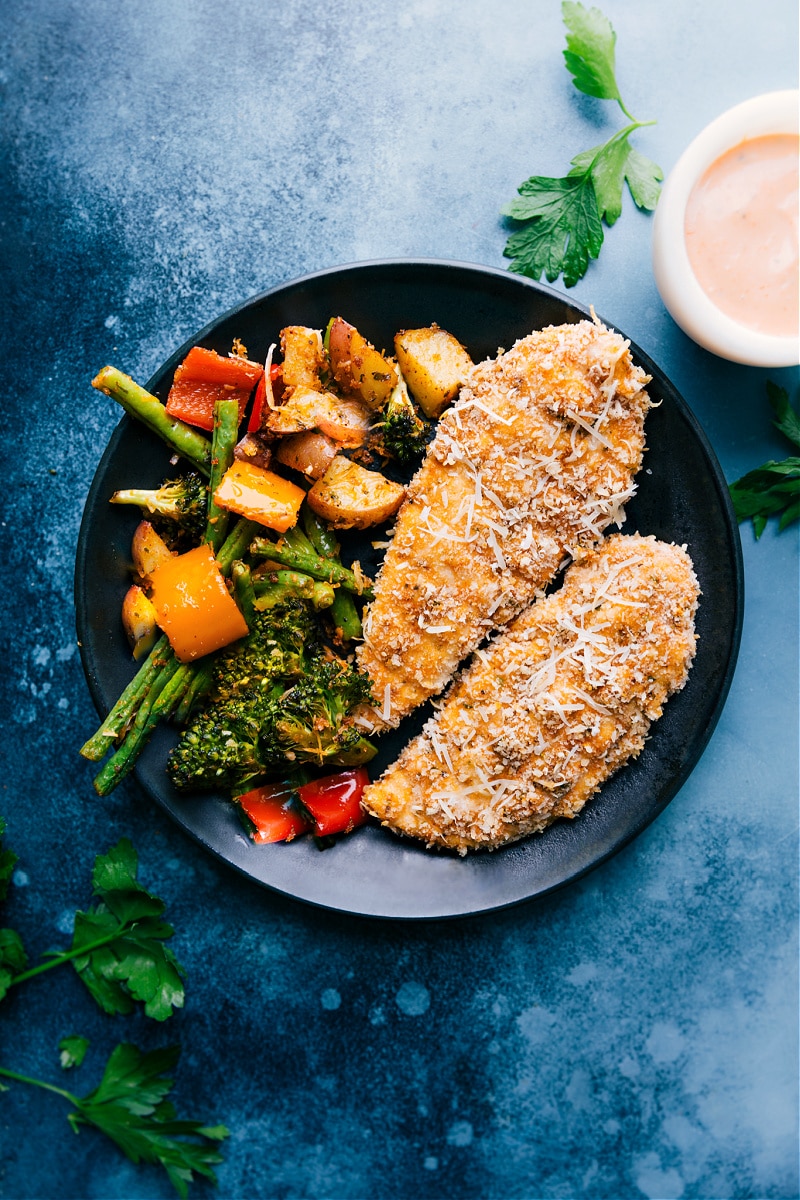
[769,380,800,448]
[0,821,226,1196]
[0,1043,228,1200]
[0,816,17,901]
[59,1034,91,1070]
[729,383,800,538]
[503,1,662,286]
[0,836,185,1020]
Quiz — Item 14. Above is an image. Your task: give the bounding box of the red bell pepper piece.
[178,346,264,386]
[296,768,370,837]
[165,346,264,432]
[247,363,284,433]
[237,782,310,844]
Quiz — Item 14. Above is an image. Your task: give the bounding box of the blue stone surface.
[1,1,797,1197]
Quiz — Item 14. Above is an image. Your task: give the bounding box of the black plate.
[75,259,743,919]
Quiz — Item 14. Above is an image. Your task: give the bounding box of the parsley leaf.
[768,380,800,448]
[623,144,664,211]
[70,1044,228,1199]
[0,927,27,1002]
[562,1,623,110]
[0,1043,228,1199]
[503,173,603,287]
[729,384,800,538]
[502,2,661,286]
[0,829,222,1195]
[0,817,18,902]
[569,134,664,225]
[59,1035,90,1070]
[67,839,185,1021]
[0,820,27,1002]
[2,838,185,1020]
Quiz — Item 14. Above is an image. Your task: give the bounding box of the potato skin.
[327,317,398,410]
[274,430,339,479]
[121,584,159,659]
[394,325,473,418]
[264,385,372,448]
[131,520,174,584]
[307,455,406,529]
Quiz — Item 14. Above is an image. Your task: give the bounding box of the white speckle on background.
[661,1113,706,1161]
[567,961,598,986]
[492,995,510,1019]
[396,981,430,1015]
[633,1152,685,1199]
[619,1056,641,1079]
[447,1120,473,1147]
[321,988,341,1011]
[55,909,75,935]
[423,1156,438,1171]
[516,1004,557,1045]
[581,1159,599,1189]
[646,1021,686,1065]
[12,869,29,887]
[565,1067,593,1112]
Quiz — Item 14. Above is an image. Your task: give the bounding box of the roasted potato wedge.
[394,325,474,418]
[327,317,398,410]
[264,385,372,448]
[131,520,174,584]
[280,325,326,394]
[307,455,406,529]
[274,430,339,479]
[121,584,159,660]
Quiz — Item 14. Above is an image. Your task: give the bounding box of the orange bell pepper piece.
[165,346,263,432]
[213,460,305,533]
[148,543,249,662]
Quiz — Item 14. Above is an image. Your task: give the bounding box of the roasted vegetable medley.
[81,316,474,845]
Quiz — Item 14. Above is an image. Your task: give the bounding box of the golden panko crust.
[361,534,699,853]
[355,319,652,730]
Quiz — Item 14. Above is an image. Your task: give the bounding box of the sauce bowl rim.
[652,88,799,366]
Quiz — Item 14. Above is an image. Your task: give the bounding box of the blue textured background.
[1,1,798,1197]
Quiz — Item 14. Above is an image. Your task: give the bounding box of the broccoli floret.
[167,599,375,792]
[168,681,285,793]
[167,600,315,793]
[212,598,311,703]
[378,379,431,465]
[272,656,376,768]
[110,472,207,547]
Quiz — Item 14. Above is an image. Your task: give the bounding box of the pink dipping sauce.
[684,133,799,337]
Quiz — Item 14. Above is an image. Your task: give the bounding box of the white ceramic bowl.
[652,89,799,366]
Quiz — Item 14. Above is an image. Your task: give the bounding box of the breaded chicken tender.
[356,319,652,730]
[362,535,699,852]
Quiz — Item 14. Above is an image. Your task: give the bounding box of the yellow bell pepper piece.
[149,543,249,662]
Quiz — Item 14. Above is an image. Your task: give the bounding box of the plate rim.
[74,257,745,920]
